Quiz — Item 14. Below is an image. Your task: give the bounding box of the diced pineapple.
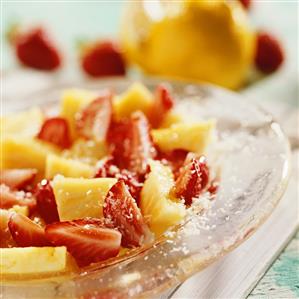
[0,137,58,173]
[0,247,68,275]
[62,138,107,165]
[151,120,215,153]
[45,154,94,179]
[159,112,183,128]
[9,205,29,216]
[52,176,117,221]
[60,89,97,140]
[140,160,186,236]
[1,107,44,138]
[113,82,154,120]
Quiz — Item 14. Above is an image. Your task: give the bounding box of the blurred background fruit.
[120,0,255,89]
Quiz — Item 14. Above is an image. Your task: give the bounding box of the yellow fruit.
[151,120,215,153]
[62,138,107,165]
[9,205,29,216]
[140,160,186,236]
[45,154,94,179]
[1,107,44,138]
[0,247,68,275]
[159,112,183,128]
[60,89,97,140]
[121,0,255,89]
[113,82,154,120]
[0,137,58,173]
[52,176,117,221]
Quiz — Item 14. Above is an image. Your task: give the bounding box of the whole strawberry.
[255,32,284,74]
[9,26,62,71]
[81,40,126,77]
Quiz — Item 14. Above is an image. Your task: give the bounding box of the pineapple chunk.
[1,107,44,138]
[159,112,183,128]
[113,82,154,120]
[62,138,107,165]
[0,137,58,172]
[0,247,68,275]
[140,160,186,236]
[53,176,117,221]
[9,205,29,216]
[60,89,97,140]
[46,154,94,179]
[151,120,215,153]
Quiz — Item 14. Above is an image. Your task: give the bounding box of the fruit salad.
[0,82,216,277]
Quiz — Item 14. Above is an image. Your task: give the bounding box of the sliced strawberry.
[37,117,71,149]
[14,27,61,71]
[149,84,174,128]
[45,218,121,267]
[76,90,113,141]
[95,159,143,204]
[104,180,153,247]
[174,155,209,205]
[35,179,59,224]
[157,149,188,179]
[0,168,37,190]
[8,212,50,247]
[0,184,36,211]
[108,112,156,175]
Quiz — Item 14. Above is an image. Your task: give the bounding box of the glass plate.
[2,78,291,299]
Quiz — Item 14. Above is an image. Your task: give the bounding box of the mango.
[52,176,117,221]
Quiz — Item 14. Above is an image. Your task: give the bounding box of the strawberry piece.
[174,155,209,205]
[8,212,50,247]
[157,149,188,179]
[45,218,121,267]
[37,117,71,149]
[35,179,59,224]
[15,27,61,70]
[149,84,174,128]
[108,112,156,175]
[0,184,36,211]
[238,0,251,10]
[255,32,284,74]
[81,40,126,77]
[0,168,37,190]
[95,158,143,204]
[76,91,112,141]
[104,180,153,247]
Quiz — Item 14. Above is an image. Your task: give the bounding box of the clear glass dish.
[2,78,291,298]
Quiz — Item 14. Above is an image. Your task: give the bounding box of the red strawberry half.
[14,27,61,71]
[149,84,174,128]
[45,218,121,267]
[76,90,112,141]
[81,40,126,77]
[95,158,143,204]
[8,212,50,247]
[108,111,156,175]
[0,184,36,211]
[103,180,153,247]
[255,32,284,74]
[37,117,71,149]
[35,179,59,224]
[174,155,209,205]
[0,168,37,190]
